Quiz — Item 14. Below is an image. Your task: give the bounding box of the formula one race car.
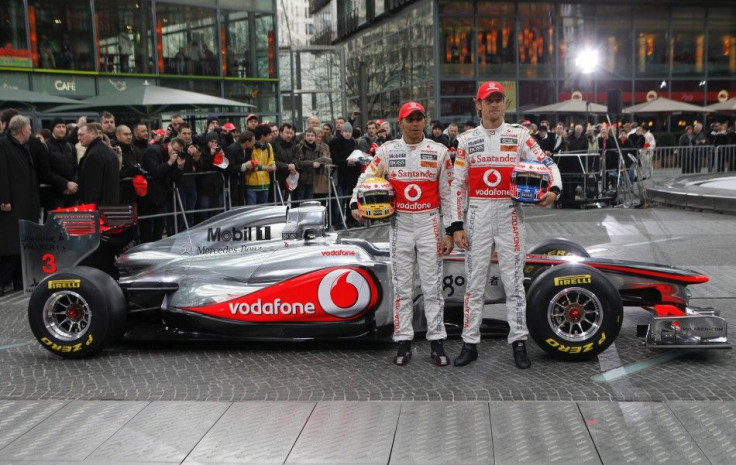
[21,202,729,360]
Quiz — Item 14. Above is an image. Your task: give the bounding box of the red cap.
[398,101,426,120]
[153,129,167,136]
[476,81,505,100]
[375,119,385,126]
[132,174,148,197]
[246,113,259,121]
[222,122,236,131]
[522,120,532,125]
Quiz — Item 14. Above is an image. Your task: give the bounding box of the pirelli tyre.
[526,263,622,361]
[525,238,590,290]
[28,266,127,359]
[528,238,590,258]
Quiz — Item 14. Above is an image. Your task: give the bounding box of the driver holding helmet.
[350,101,454,366]
[450,81,562,369]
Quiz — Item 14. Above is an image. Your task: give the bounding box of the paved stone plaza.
[1,205,734,463]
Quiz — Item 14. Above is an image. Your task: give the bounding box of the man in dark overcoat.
[0,115,41,293]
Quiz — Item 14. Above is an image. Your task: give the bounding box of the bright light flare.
[575,48,599,74]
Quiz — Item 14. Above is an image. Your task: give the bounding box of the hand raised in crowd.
[167,148,178,165]
[0,203,11,213]
[189,145,201,161]
[313,161,321,168]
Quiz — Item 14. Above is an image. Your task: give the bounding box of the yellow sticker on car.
[553,274,591,286]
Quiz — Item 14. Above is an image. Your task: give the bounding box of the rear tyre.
[28,266,126,358]
[526,263,622,361]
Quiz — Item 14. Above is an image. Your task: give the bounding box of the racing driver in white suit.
[450,81,562,369]
[351,102,454,366]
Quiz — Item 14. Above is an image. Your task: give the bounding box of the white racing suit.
[451,123,562,344]
[351,137,453,342]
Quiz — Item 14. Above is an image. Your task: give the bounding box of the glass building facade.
[0,0,280,121]
[332,0,736,124]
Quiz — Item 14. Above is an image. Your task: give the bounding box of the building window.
[96,0,154,74]
[29,0,94,71]
[595,5,633,80]
[254,13,276,78]
[223,12,250,77]
[634,7,669,77]
[707,8,736,76]
[155,2,218,76]
[0,0,30,68]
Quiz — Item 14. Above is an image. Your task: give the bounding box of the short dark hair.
[0,108,20,127]
[239,130,254,143]
[179,122,191,130]
[255,124,272,140]
[169,137,186,149]
[279,122,294,132]
[101,111,115,121]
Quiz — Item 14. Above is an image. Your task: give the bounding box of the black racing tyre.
[526,263,622,361]
[525,238,590,289]
[528,238,590,258]
[28,266,127,359]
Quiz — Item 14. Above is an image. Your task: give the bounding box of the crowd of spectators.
[1,104,735,293]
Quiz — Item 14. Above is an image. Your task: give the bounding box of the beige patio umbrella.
[622,97,705,114]
[703,98,736,114]
[527,99,608,114]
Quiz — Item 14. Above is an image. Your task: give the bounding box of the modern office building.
[311,0,736,125]
[0,0,280,124]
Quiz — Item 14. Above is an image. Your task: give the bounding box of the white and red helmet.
[510,162,551,203]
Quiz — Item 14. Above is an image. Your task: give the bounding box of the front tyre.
[28,266,126,358]
[526,263,622,361]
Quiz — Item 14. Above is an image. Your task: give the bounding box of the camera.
[177,150,188,159]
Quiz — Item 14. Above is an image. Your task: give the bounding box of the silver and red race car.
[22,202,729,359]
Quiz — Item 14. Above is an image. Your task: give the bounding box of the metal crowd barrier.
[651,144,736,180]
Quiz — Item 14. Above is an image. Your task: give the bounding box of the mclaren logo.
[554,274,592,286]
[48,279,81,290]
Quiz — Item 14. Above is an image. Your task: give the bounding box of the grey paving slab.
[285,401,400,464]
[668,401,736,465]
[579,401,710,464]
[87,400,230,463]
[185,402,315,464]
[0,400,148,462]
[0,400,68,450]
[490,401,600,465]
[389,401,492,465]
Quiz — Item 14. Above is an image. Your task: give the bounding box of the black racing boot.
[453,342,478,367]
[430,340,449,366]
[512,341,531,369]
[394,341,412,366]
